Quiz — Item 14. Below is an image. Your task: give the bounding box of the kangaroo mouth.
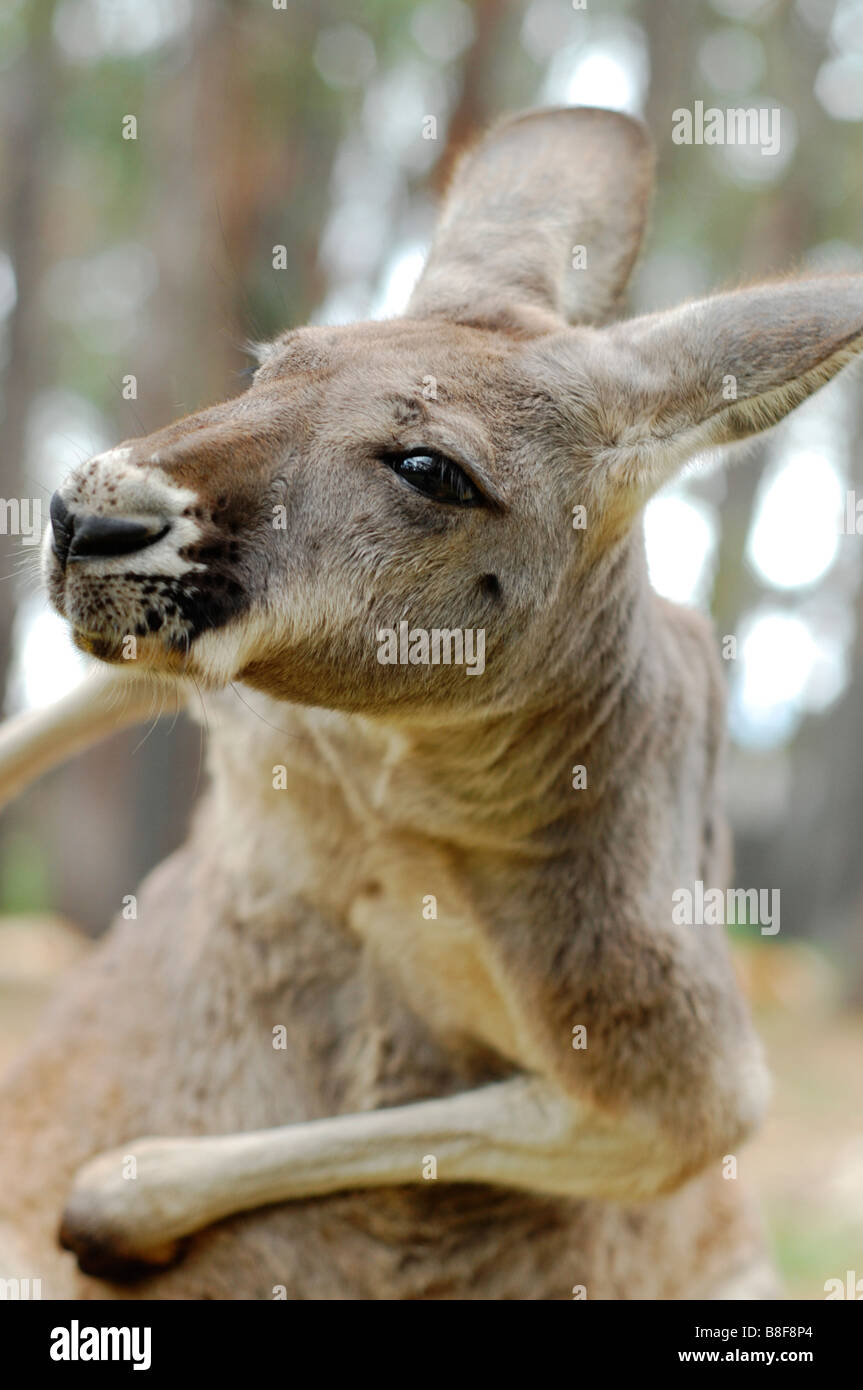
[61,617,185,677]
[48,559,243,673]
[70,628,128,662]
[44,525,252,665]
[68,625,187,670]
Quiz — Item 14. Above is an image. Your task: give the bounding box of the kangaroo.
[0,106,860,1300]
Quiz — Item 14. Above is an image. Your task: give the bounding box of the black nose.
[50,492,169,568]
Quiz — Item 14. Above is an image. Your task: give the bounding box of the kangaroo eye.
[388,451,480,506]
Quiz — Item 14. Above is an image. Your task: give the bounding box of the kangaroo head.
[45,108,863,717]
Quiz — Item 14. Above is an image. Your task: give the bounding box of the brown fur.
[2,107,862,1299]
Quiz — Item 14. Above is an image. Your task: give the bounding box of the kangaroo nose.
[50,492,169,567]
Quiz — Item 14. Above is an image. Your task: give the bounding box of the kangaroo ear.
[588,275,863,501]
[407,107,654,334]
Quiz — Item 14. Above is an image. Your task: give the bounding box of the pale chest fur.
[201,696,542,1072]
[346,836,541,1068]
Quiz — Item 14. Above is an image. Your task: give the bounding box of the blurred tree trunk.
[642,0,863,985]
[39,0,348,931]
[0,1,67,922]
[431,0,508,192]
[0,0,59,697]
[756,386,863,981]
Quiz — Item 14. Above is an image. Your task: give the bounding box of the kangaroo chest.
[345,837,538,1068]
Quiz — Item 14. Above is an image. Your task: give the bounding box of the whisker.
[105,372,149,437]
[189,676,208,801]
[228,681,309,744]
[166,682,186,736]
[130,679,168,755]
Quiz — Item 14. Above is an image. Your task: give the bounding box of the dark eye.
[388,451,480,506]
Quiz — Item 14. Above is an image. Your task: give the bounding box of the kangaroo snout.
[49,492,170,568]
[43,439,257,675]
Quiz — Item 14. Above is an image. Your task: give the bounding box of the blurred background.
[0,0,862,1297]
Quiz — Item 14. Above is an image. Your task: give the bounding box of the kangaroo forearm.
[59,1076,688,1263]
[0,667,170,811]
